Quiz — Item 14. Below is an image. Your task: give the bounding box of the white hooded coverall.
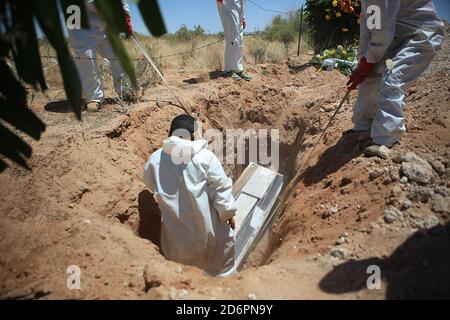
[68,0,130,103]
[143,137,237,276]
[353,0,445,147]
[217,0,245,73]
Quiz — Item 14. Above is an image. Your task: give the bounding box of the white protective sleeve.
[142,162,156,194]
[206,154,237,222]
[363,0,401,64]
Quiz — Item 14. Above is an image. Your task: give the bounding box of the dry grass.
[245,37,284,64]
[38,34,309,96]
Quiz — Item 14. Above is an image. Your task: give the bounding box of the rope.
[290,90,351,186]
[131,34,191,116]
[247,0,292,14]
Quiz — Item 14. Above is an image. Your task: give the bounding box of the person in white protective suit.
[68,0,133,112]
[346,0,445,158]
[217,0,252,81]
[142,115,237,276]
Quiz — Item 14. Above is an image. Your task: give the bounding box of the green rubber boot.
[223,71,242,80]
[236,71,252,81]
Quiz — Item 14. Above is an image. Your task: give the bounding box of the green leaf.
[107,30,136,87]
[94,0,128,34]
[94,0,136,87]
[138,0,167,36]
[33,0,83,119]
[9,0,47,91]
[0,60,46,140]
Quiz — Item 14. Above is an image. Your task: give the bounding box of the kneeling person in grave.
[143,115,237,276]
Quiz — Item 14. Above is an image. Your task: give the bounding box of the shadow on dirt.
[319,222,450,299]
[183,71,224,84]
[44,100,72,113]
[208,70,224,79]
[3,289,51,300]
[138,190,162,252]
[263,129,359,263]
[287,61,313,74]
[298,132,364,187]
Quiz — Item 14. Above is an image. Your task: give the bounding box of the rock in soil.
[330,247,350,260]
[384,206,401,224]
[431,194,450,214]
[407,185,435,203]
[400,153,434,184]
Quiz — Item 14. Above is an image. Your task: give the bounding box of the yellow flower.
[325,14,331,20]
[332,0,338,8]
[336,12,342,17]
[341,50,348,57]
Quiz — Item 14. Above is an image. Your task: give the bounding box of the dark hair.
[169,114,196,140]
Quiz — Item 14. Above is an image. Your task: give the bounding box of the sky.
[130,0,304,35]
[433,0,450,23]
[130,0,450,35]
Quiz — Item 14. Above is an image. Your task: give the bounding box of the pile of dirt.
[0,34,449,299]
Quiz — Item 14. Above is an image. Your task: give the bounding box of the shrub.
[173,24,206,42]
[247,38,268,64]
[246,37,287,64]
[263,14,296,49]
[262,9,309,53]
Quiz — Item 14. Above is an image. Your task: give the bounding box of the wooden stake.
[297,5,304,57]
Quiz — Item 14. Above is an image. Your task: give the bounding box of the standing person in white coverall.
[68,0,133,112]
[217,0,252,81]
[346,0,445,158]
[143,115,237,276]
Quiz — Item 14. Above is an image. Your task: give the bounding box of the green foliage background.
[171,25,206,42]
[263,9,306,48]
[305,0,361,52]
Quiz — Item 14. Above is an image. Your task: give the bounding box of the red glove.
[242,18,246,29]
[125,14,133,37]
[346,57,375,90]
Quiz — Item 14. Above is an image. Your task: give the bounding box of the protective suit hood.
[162,136,208,163]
